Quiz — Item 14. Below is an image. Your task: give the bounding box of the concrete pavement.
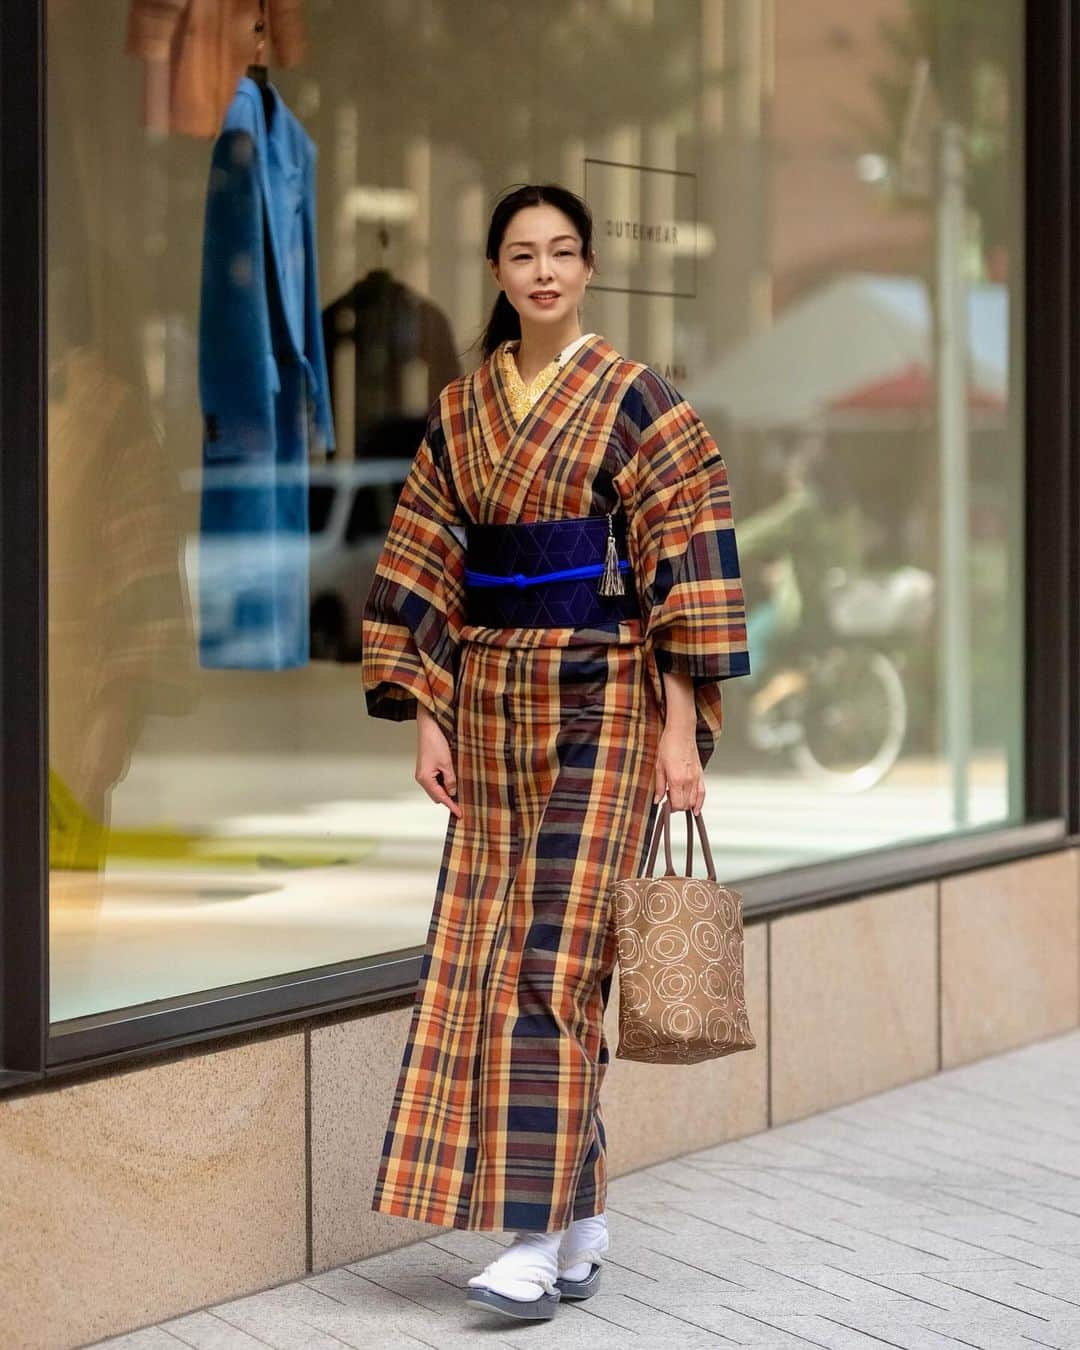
[93,1027,1080,1349]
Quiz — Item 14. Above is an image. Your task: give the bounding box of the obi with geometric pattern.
[463,510,641,628]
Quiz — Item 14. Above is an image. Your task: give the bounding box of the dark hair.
[476,183,596,362]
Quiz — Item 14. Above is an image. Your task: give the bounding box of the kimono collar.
[468,332,622,523]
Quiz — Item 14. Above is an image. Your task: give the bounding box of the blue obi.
[463,512,640,628]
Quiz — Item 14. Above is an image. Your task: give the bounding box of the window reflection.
[47,0,1024,1024]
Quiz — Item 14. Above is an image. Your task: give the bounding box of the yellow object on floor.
[48,768,378,871]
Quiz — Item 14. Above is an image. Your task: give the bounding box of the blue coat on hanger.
[198,75,335,670]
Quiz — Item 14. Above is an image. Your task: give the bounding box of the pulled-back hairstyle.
[477,183,596,362]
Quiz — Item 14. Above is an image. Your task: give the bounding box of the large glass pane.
[47,0,1024,1024]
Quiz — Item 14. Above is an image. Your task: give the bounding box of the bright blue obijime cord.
[463,560,632,589]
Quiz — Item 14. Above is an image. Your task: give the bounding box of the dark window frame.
[1,0,1074,1089]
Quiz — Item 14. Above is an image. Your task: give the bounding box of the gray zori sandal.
[465,1267,562,1321]
[554,1245,605,1300]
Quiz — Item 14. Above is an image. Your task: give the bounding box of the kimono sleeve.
[618,369,750,742]
[361,408,465,742]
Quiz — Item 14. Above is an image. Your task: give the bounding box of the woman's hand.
[416,703,463,819]
[654,671,705,815]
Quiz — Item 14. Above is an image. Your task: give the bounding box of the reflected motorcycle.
[744,561,935,792]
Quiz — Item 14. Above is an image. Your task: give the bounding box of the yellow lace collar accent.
[497,332,596,424]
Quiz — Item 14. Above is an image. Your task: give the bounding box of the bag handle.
[644,798,717,881]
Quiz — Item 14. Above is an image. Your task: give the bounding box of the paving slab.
[94,1027,1080,1350]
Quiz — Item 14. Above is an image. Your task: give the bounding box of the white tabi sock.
[558,1210,609,1281]
[467,1228,564,1301]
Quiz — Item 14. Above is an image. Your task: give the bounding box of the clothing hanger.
[357,225,396,291]
[245,0,275,129]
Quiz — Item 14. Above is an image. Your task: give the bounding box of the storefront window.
[47,0,1024,1023]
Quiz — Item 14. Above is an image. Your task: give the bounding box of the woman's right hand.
[415,704,463,819]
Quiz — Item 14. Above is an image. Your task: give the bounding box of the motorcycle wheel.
[790,646,907,793]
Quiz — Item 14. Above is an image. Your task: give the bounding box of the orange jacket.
[126,0,306,139]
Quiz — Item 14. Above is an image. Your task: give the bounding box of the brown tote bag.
[610,799,756,1065]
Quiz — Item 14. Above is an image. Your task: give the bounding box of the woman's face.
[488,203,594,329]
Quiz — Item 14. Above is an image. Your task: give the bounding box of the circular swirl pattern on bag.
[644,923,689,964]
[619,970,653,1016]
[698,960,731,1003]
[619,1021,660,1055]
[681,879,716,917]
[616,926,644,969]
[611,881,641,924]
[725,928,746,966]
[690,919,724,960]
[643,880,682,924]
[705,1005,735,1043]
[660,1001,704,1041]
[655,961,696,1003]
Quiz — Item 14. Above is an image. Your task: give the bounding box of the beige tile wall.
[5,849,1077,1348]
[0,1033,307,1350]
[770,883,939,1125]
[940,850,1080,1067]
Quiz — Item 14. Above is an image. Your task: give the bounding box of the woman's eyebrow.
[505,234,578,247]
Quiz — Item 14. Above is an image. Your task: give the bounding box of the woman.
[361,183,750,1322]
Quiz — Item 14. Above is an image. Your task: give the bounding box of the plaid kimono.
[361,332,749,1232]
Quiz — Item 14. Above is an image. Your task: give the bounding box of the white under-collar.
[505,331,598,369]
[557,331,598,364]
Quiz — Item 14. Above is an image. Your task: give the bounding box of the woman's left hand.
[655,671,705,814]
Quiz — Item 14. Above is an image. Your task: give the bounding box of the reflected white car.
[182,458,412,666]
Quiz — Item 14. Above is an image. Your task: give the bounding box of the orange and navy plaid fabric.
[362,333,749,1230]
[373,640,661,1231]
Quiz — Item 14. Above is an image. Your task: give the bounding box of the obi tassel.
[597,510,627,596]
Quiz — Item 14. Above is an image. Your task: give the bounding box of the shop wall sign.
[583,158,698,299]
